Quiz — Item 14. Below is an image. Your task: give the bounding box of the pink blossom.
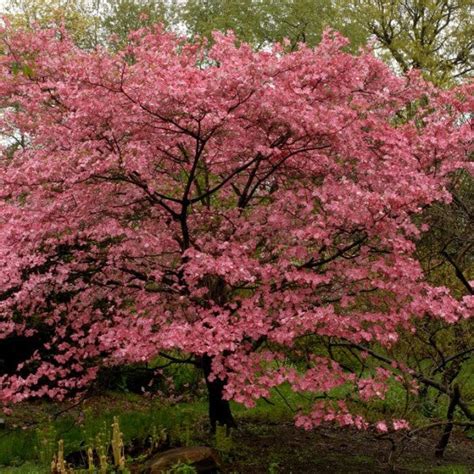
[393,419,410,431]
[376,421,388,433]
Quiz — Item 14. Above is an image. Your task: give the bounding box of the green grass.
[405,464,471,474]
[0,462,47,473]
[0,429,37,467]
[436,467,471,474]
[0,394,208,469]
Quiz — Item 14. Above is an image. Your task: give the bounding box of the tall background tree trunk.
[435,384,460,458]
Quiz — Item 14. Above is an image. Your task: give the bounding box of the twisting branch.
[440,249,473,295]
[332,342,473,421]
[158,352,198,366]
[433,348,474,374]
[299,233,368,270]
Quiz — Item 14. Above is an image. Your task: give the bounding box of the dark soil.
[224,420,474,473]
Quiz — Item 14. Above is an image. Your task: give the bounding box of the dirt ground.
[224,420,474,473]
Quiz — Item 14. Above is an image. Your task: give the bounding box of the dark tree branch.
[333,342,474,421]
[440,250,473,295]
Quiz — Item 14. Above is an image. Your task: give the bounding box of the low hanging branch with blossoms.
[0,23,472,431]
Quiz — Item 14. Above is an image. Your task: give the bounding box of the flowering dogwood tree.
[0,25,472,430]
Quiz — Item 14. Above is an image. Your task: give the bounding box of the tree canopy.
[0,24,472,428]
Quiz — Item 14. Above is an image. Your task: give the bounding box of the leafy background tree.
[4,0,102,48]
[101,0,177,47]
[347,0,473,86]
[181,0,367,51]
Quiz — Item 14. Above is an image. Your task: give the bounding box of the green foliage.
[0,463,47,474]
[181,0,367,51]
[342,0,473,85]
[406,464,471,474]
[35,419,57,466]
[166,461,197,473]
[0,429,37,467]
[101,0,174,48]
[4,0,101,48]
[214,424,233,457]
[268,461,280,474]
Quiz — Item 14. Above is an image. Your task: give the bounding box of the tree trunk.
[435,384,460,458]
[202,354,237,434]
